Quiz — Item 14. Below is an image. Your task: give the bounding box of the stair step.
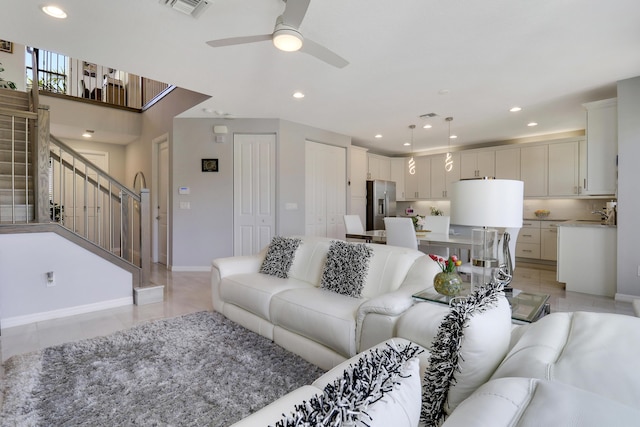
[0,189,33,204]
[0,150,29,163]
[0,88,30,111]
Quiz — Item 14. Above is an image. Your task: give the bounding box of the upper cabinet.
[367,153,391,181]
[404,156,431,199]
[520,145,548,197]
[583,98,617,195]
[430,153,460,199]
[548,139,585,196]
[460,150,495,179]
[494,147,520,180]
[390,157,407,201]
[350,146,368,199]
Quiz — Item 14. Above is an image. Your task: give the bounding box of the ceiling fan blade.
[300,39,349,68]
[281,0,311,28]
[206,34,272,48]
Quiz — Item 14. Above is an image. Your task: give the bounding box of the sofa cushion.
[442,377,640,427]
[490,311,640,410]
[273,341,423,427]
[320,240,373,298]
[259,236,302,278]
[422,282,511,426]
[270,288,362,357]
[360,246,425,298]
[220,273,314,321]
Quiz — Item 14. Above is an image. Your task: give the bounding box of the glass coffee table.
[412,284,550,323]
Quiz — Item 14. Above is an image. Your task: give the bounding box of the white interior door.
[155,138,169,265]
[234,134,276,256]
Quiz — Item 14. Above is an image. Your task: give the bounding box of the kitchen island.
[557,220,617,297]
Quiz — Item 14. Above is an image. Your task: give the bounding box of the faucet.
[591,210,609,221]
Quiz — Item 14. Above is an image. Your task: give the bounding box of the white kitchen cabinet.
[557,224,617,297]
[460,150,495,179]
[540,221,559,261]
[520,145,548,197]
[349,146,368,222]
[430,152,460,199]
[516,220,541,259]
[390,157,407,201]
[367,153,391,181]
[494,147,520,180]
[306,141,346,239]
[583,98,617,195]
[548,140,580,196]
[404,156,430,199]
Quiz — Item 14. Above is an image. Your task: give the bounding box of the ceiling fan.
[206,0,349,68]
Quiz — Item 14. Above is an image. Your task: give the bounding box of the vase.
[433,271,463,296]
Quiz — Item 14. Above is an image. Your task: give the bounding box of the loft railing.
[26,48,174,110]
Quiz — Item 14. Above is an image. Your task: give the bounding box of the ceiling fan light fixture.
[273,28,303,52]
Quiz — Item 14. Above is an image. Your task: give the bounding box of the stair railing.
[48,134,150,283]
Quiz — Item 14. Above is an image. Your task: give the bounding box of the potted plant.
[0,62,17,90]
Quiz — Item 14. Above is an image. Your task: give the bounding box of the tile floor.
[0,262,635,366]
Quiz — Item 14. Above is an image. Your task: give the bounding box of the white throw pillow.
[421,283,512,426]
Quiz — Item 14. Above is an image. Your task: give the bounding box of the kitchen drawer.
[521,220,541,228]
[516,243,541,259]
[517,229,541,244]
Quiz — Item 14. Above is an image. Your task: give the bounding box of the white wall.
[59,137,127,183]
[170,118,351,269]
[0,232,132,326]
[616,76,640,299]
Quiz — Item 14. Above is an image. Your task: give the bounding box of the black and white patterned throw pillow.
[321,240,373,298]
[421,281,508,426]
[259,236,302,278]
[273,342,423,427]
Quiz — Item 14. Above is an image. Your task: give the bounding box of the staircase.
[0,88,34,223]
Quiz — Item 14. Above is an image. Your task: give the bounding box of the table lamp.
[450,178,524,290]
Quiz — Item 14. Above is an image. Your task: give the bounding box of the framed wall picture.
[0,40,13,54]
[201,158,218,172]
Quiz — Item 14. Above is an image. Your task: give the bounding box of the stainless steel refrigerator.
[366,180,397,230]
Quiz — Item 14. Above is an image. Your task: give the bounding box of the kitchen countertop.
[557,219,617,228]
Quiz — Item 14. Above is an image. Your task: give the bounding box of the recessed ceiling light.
[510,106,522,112]
[82,130,94,138]
[403,142,411,146]
[374,134,382,139]
[42,5,67,19]
[449,135,457,139]
[293,91,305,99]
[527,122,538,127]
[422,124,432,129]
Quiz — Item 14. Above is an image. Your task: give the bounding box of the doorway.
[152,134,169,265]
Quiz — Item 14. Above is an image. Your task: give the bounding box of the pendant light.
[407,124,416,175]
[445,117,454,172]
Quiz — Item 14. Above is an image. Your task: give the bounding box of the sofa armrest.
[211,254,264,313]
[356,281,431,352]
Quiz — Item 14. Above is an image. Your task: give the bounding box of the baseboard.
[615,293,640,303]
[169,265,211,272]
[1,297,133,328]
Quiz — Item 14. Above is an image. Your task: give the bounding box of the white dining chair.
[383,217,418,250]
[420,215,451,257]
[343,215,365,234]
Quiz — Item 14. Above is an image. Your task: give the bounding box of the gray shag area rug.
[0,311,325,426]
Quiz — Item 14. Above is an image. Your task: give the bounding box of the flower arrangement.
[430,206,443,216]
[429,254,462,273]
[411,214,425,230]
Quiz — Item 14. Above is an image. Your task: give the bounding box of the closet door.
[305,141,346,239]
[234,134,276,255]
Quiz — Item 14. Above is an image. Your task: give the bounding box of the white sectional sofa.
[214,235,640,426]
[211,235,443,370]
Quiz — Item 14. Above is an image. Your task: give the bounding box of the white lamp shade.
[450,179,524,228]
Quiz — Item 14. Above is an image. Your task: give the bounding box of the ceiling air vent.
[160,0,210,18]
